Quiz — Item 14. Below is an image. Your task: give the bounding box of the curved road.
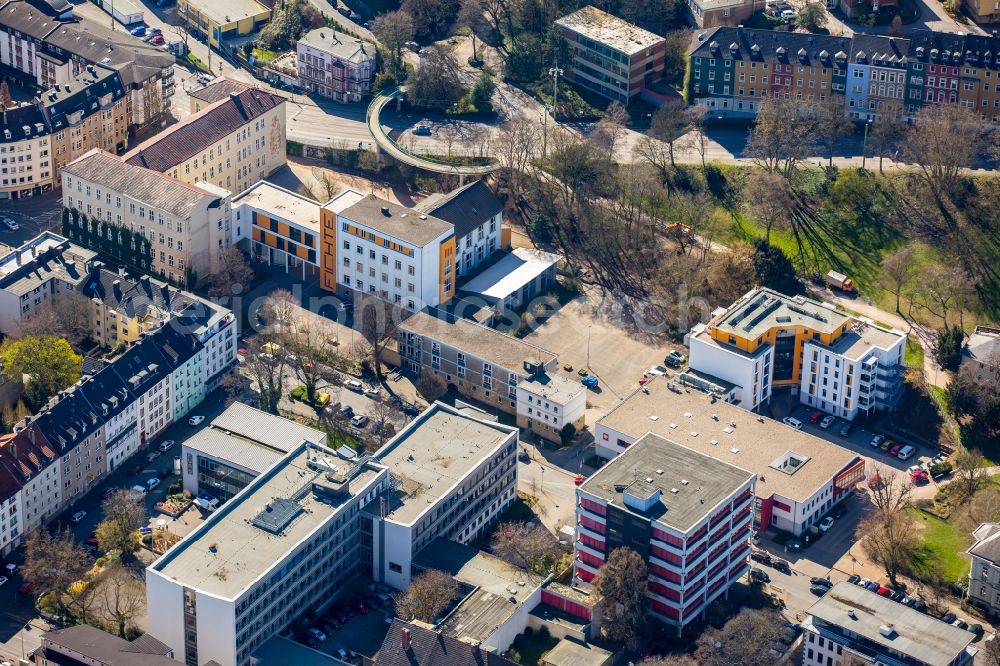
[366,89,498,177]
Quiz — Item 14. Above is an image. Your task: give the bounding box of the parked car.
[865,581,879,592]
[897,445,916,460]
[85,533,99,547]
[308,627,327,642]
[412,124,432,136]
[145,477,160,491]
[809,584,828,596]
[750,568,771,584]
[0,575,7,586]
[876,586,892,598]
[350,414,369,428]
[126,464,143,476]
[880,439,894,452]
[188,415,205,426]
[2,218,18,230]
[952,619,969,630]
[4,562,19,576]
[870,434,886,448]
[818,516,835,533]
[940,612,957,624]
[809,410,823,424]
[646,365,668,376]
[18,580,34,595]
[665,350,686,367]
[750,551,772,565]
[772,560,792,575]
[839,423,853,437]
[70,510,87,524]
[820,415,835,429]
[912,599,928,612]
[810,577,833,589]
[890,590,905,602]
[401,404,419,416]
[345,380,364,392]
[782,417,802,430]
[830,504,847,519]
[785,540,803,552]
[847,574,861,585]
[363,387,381,399]
[339,404,354,418]
[888,443,904,457]
[158,440,175,452]
[130,25,146,36]
[781,8,797,19]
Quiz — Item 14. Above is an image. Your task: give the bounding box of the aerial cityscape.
[0,0,998,661]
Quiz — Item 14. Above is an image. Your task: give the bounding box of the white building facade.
[296,28,376,103]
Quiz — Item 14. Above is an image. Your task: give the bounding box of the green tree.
[934,325,965,372]
[0,335,82,409]
[796,2,827,30]
[595,547,648,649]
[946,370,980,418]
[95,489,147,558]
[559,422,577,445]
[468,72,495,112]
[751,240,802,296]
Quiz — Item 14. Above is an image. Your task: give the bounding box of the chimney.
[26,427,35,445]
[401,628,411,651]
[10,442,16,459]
[118,265,126,279]
[113,279,121,297]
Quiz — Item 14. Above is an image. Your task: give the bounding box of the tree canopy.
[0,335,82,409]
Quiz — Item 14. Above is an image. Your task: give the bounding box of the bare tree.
[15,292,92,347]
[695,609,788,666]
[637,101,693,182]
[457,0,489,62]
[595,547,648,649]
[954,448,987,502]
[259,288,298,337]
[283,317,345,405]
[311,168,340,201]
[438,123,461,160]
[395,569,458,622]
[857,463,917,587]
[95,490,147,558]
[879,245,916,314]
[982,633,1000,666]
[686,105,709,169]
[490,521,563,575]
[22,528,91,615]
[813,96,853,167]
[592,101,629,159]
[99,564,146,638]
[745,95,816,176]
[366,399,405,448]
[241,334,288,414]
[372,10,414,74]
[495,119,540,204]
[743,171,794,244]
[206,247,255,298]
[867,462,912,520]
[415,373,447,401]
[357,296,400,386]
[904,104,993,203]
[868,101,905,172]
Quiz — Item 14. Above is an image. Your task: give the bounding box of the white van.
[782,416,803,430]
[897,445,916,460]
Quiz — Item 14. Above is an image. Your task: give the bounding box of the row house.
[0,0,174,138]
[690,26,1000,124]
[574,433,755,635]
[0,299,234,553]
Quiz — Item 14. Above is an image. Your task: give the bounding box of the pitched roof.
[416,181,502,241]
[689,26,852,67]
[298,28,375,63]
[964,326,1000,366]
[376,620,517,666]
[123,88,285,173]
[38,625,176,666]
[0,434,25,503]
[188,77,251,105]
[969,523,1000,564]
[42,64,126,133]
[0,232,95,298]
[82,266,194,321]
[64,149,224,220]
[0,102,48,144]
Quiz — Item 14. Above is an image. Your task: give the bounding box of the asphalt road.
[0,191,65,247]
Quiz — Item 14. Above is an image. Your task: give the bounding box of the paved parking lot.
[0,191,63,247]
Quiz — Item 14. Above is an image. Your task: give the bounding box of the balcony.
[575,540,605,562]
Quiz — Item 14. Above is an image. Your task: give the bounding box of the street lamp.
[541,65,563,160]
[861,117,873,170]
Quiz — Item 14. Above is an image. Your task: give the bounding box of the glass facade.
[197,456,256,502]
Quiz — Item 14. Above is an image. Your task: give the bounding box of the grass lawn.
[184,52,210,73]
[905,335,925,369]
[908,508,972,583]
[251,48,277,64]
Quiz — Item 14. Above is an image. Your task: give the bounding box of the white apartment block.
[0,232,97,335]
[415,180,505,278]
[322,192,457,310]
[687,288,905,420]
[146,403,517,666]
[0,488,22,557]
[516,373,586,443]
[124,88,287,198]
[63,149,233,284]
[370,404,519,590]
[0,103,56,200]
[232,181,320,281]
[296,28,376,103]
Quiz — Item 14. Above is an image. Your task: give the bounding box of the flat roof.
[400,310,558,373]
[337,195,452,247]
[234,181,321,231]
[555,6,665,56]
[209,402,326,451]
[519,373,584,406]
[828,321,904,361]
[415,539,544,643]
[375,402,516,525]
[152,442,383,599]
[322,187,366,214]
[541,638,612,666]
[252,636,349,666]
[805,583,976,666]
[597,375,860,503]
[712,288,850,341]
[182,0,270,26]
[460,248,561,303]
[581,433,753,533]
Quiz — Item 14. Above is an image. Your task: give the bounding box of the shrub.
[290,385,307,402]
[929,461,953,477]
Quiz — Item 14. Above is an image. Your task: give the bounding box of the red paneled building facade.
[573,433,755,635]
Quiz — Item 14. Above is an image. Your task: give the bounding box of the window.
[389,562,402,573]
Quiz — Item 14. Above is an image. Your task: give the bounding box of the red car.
[574,475,585,486]
[18,580,34,595]
[149,34,165,45]
[85,533,99,547]
[808,410,823,424]
[638,374,654,386]
[876,586,892,597]
[357,602,369,614]
[910,469,929,484]
[888,443,903,457]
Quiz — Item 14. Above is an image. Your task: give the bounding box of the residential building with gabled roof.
[296,28,376,102]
